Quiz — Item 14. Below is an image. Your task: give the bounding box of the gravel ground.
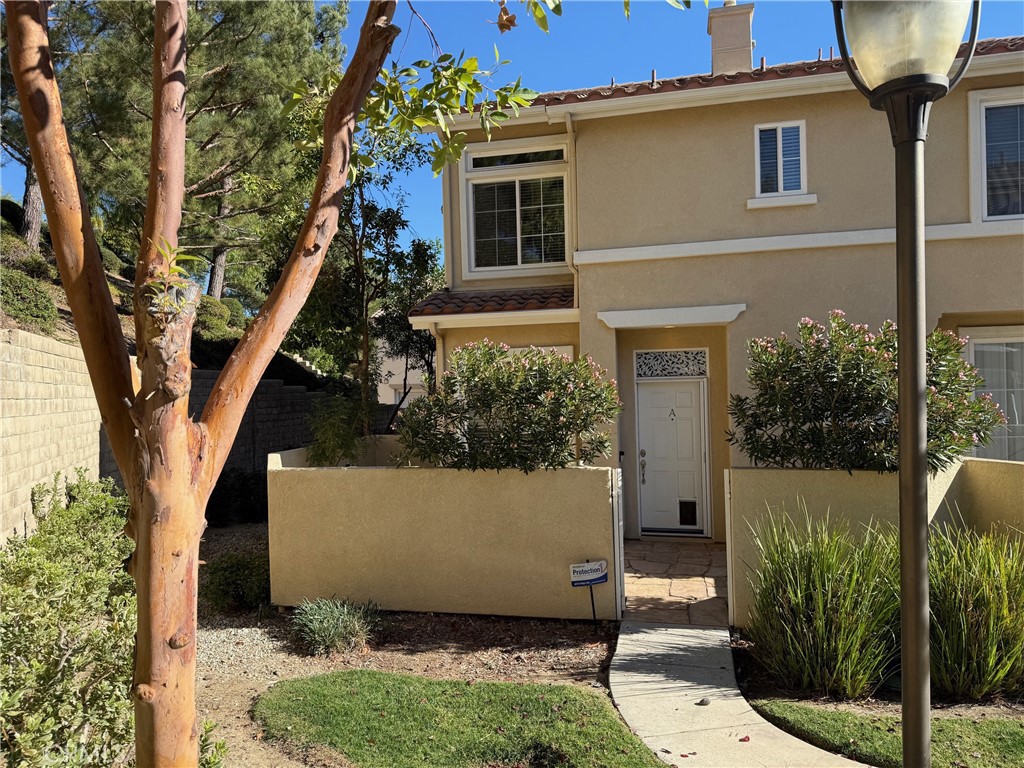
[196,524,618,767]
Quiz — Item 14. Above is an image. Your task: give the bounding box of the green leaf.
[528,1,549,33]
[623,0,631,19]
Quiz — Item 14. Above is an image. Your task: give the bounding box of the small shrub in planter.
[291,598,381,656]
[398,340,621,472]
[930,522,1024,699]
[203,551,271,612]
[306,388,363,467]
[727,310,1005,473]
[746,503,900,699]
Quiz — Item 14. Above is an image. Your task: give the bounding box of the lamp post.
[831,2,981,766]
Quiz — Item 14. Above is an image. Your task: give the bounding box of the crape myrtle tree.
[5,0,691,763]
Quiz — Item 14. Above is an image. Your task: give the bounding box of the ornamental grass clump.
[398,340,621,473]
[746,503,900,699]
[929,522,1024,700]
[727,310,1004,473]
[291,598,382,656]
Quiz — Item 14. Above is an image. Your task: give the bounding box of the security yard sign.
[570,560,608,587]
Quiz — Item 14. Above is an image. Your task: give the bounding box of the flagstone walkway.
[624,539,729,626]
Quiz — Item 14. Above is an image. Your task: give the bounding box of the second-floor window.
[984,102,1023,218]
[755,121,806,197]
[464,144,569,271]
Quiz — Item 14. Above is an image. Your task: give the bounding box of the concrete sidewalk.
[610,622,866,767]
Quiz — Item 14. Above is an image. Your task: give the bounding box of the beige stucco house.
[410,4,1024,542]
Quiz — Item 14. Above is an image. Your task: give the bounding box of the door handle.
[640,459,646,485]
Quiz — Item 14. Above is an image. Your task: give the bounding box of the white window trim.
[459,136,573,281]
[753,120,808,199]
[969,86,1024,224]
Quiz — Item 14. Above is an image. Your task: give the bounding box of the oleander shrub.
[1,266,58,333]
[0,473,135,767]
[929,522,1024,699]
[727,310,1005,473]
[398,340,621,472]
[291,598,381,656]
[220,296,246,329]
[746,503,900,699]
[203,551,271,612]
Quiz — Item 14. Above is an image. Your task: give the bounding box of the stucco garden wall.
[267,449,622,620]
[725,459,1024,628]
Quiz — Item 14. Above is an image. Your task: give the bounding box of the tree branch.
[6,0,137,482]
[201,0,400,478]
[136,0,187,292]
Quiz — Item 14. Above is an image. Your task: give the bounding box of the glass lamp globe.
[842,0,972,91]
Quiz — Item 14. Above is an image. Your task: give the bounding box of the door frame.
[633,348,713,538]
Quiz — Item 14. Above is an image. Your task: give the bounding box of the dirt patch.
[196,524,617,767]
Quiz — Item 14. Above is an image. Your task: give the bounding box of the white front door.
[637,379,709,536]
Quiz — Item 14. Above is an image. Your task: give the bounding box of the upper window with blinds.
[755,121,806,197]
[462,142,570,273]
[984,102,1023,219]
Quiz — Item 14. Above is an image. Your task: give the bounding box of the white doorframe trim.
[633,348,712,538]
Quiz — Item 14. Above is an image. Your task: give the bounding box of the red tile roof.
[532,37,1023,108]
[410,286,575,317]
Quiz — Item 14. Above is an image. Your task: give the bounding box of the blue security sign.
[570,560,608,587]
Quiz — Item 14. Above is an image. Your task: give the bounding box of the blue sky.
[3,1,1021,250]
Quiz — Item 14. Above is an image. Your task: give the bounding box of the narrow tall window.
[756,122,805,196]
[985,103,1023,218]
[967,327,1024,462]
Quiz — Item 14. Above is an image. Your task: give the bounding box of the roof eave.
[409,307,580,331]
[448,50,1024,129]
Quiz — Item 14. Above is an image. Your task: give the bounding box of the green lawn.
[753,699,1024,768]
[253,669,663,768]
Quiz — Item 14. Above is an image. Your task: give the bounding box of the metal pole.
[893,104,931,768]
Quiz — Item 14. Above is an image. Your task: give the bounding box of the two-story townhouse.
[409,3,1024,542]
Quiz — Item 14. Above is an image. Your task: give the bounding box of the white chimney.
[707,2,755,76]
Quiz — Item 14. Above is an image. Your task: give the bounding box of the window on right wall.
[755,121,806,197]
[983,102,1023,218]
[970,87,1024,222]
[965,326,1024,462]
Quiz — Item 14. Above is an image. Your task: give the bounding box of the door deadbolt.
[639,449,646,457]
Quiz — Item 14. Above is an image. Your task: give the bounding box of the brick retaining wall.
[3,329,323,541]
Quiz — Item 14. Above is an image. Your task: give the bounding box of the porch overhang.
[597,304,747,329]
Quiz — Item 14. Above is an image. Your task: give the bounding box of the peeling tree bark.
[7,1,400,765]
